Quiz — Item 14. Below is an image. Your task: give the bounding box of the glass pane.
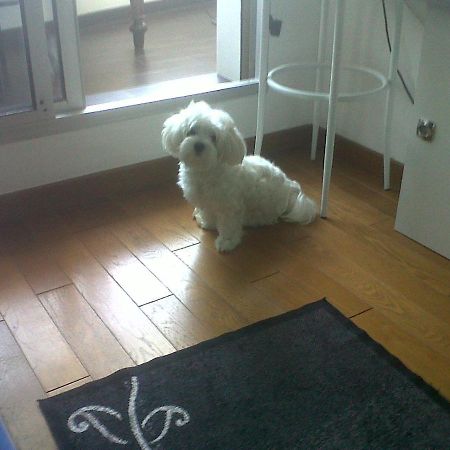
[0,0,34,116]
[76,0,218,105]
[43,0,66,102]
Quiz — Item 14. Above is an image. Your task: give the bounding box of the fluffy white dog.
[162,101,317,252]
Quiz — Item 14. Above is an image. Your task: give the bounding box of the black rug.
[39,299,450,449]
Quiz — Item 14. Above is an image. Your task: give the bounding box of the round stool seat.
[267,63,388,102]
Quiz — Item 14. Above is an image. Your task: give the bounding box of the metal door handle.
[417,119,436,142]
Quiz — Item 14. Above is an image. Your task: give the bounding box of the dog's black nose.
[194,142,205,154]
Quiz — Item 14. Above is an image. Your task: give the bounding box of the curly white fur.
[162,101,317,252]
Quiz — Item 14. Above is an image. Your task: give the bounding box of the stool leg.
[311,0,328,160]
[382,0,404,190]
[320,0,345,218]
[254,0,270,156]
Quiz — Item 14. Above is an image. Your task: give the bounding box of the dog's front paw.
[215,235,241,252]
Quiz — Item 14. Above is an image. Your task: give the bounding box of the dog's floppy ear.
[161,112,185,157]
[217,114,247,166]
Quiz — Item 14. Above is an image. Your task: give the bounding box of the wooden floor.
[79,1,217,98]
[1,147,450,449]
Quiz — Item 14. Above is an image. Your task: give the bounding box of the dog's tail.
[281,184,317,224]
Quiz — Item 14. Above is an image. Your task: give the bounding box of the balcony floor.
[79,1,218,104]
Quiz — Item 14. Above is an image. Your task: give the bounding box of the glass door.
[0,0,53,122]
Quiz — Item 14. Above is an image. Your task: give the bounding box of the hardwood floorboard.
[175,243,290,323]
[49,236,176,364]
[292,165,390,228]
[40,285,135,379]
[252,271,330,313]
[114,186,201,250]
[110,218,247,333]
[141,295,218,349]
[12,242,72,295]
[372,218,450,295]
[78,226,171,306]
[352,309,450,399]
[279,237,450,362]
[139,212,200,251]
[0,322,57,450]
[0,256,88,392]
[211,228,371,318]
[57,200,126,234]
[300,218,450,321]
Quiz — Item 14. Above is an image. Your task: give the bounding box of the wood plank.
[138,210,199,251]
[300,217,450,322]
[252,271,333,313]
[78,226,171,306]
[141,295,218,349]
[115,187,200,250]
[290,162,389,228]
[280,237,450,362]
[352,309,450,400]
[40,285,135,379]
[12,242,71,294]
[57,200,126,234]
[0,256,88,391]
[0,322,57,450]
[286,145,399,217]
[280,150,450,296]
[110,218,247,334]
[47,376,92,397]
[277,260,371,319]
[175,243,290,322]
[189,223,370,318]
[185,225,285,283]
[372,218,450,295]
[49,236,175,364]
[115,183,204,244]
[0,219,71,295]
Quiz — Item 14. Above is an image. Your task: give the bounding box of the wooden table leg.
[129,0,147,52]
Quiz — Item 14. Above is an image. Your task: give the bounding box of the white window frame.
[0,0,258,141]
[0,0,53,126]
[0,0,83,128]
[53,0,84,112]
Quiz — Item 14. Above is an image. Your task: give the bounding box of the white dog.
[162,101,317,252]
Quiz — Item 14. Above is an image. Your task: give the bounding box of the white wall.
[0,0,428,194]
[76,0,159,16]
[324,0,426,163]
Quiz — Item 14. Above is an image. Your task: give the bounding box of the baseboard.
[333,133,404,191]
[0,157,179,224]
[0,125,403,224]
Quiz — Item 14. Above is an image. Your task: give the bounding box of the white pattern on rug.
[67,376,190,449]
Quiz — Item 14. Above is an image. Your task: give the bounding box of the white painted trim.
[54,0,85,111]
[0,80,257,145]
[22,0,54,117]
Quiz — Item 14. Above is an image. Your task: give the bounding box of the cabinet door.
[395,4,450,259]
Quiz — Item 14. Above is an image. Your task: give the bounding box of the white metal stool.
[254,0,404,217]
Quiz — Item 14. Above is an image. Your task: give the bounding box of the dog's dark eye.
[187,127,197,137]
[211,134,217,144]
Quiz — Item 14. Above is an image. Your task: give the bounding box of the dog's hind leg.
[282,190,317,224]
